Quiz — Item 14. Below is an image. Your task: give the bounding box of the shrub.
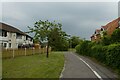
[101,36,111,46]
[76,40,120,74]
[111,28,120,43]
[75,44,81,54]
[106,44,120,69]
[91,45,107,63]
[75,40,91,56]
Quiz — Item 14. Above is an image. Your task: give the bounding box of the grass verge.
[2,52,64,78]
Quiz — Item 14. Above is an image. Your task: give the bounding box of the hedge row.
[76,41,120,73]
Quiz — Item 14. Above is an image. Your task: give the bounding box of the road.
[60,52,118,80]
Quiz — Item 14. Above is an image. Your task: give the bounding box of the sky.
[1,2,118,40]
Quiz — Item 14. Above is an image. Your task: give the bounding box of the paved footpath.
[60,52,118,80]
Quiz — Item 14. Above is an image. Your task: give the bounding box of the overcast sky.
[1,2,118,40]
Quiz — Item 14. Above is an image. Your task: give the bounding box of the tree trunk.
[46,41,49,58]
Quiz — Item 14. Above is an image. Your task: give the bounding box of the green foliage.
[75,28,120,75]
[100,28,120,45]
[103,31,107,36]
[69,36,81,48]
[48,25,69,51]
[28,20,69,51]
[91,45,107,63]
[111,28,120,43]
[75,40,91,56]
[101,35,111,45]
[76,40,120,73]
[106,44,120,69]
[28,20,62,42]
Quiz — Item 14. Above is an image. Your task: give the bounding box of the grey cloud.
[2,2,118,40]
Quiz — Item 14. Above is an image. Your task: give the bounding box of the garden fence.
[2,47,51,59]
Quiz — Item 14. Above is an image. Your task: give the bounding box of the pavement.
[60,52,118,80]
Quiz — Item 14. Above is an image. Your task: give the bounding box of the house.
[90,29,101,42]
[0,22,33,49]
[102,17,120,35]
[91,17,120,41]
[90,34,95,41]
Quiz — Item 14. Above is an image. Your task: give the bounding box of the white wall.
[1,31,33,49]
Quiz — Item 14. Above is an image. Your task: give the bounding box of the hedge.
[76,42,120,73]
[106,44,120,69]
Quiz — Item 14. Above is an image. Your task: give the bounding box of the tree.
[49,27,69,51]
[69,36,81,48]
[28,20,68,57]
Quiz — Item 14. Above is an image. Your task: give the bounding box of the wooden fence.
[2,47,51,59]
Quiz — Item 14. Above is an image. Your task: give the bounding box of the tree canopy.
[28,20,69,57]
[68,36,81,48]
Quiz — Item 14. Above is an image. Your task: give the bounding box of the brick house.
[91,17,120,41]
[102,17,120,35]
[90,29,101,42]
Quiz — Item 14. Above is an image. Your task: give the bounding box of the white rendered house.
[0,22,33,49]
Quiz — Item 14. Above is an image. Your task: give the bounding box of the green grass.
[68,48,76,52]
[2,52,64,78]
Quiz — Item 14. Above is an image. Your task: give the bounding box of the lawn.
[2,52,64,78]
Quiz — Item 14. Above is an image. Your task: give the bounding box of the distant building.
[90,29,101,42]
[0,22,33,49]
[91,17,120,41]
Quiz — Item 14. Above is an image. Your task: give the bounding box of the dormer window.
[101,28,103,31]
[95,31,96,34]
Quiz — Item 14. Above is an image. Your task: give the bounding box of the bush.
[75,40,91,56]
[106,44,120,69]
[76,40,120,74]
[111,28,120,43]
[101,36,111,46]
[91,45,107,63]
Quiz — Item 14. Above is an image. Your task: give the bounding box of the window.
[9,43,11,48]
[2,31,7,37]
[101,28,103,31]
[16,34,22,39]
[3,43,7,48]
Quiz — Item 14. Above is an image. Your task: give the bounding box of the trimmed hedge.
[91,45,107,63]
[76,42,120,74]
[106,44,120,69]
[76,41,92,56]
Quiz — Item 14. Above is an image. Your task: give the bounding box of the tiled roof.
[101,26,108,30]
[0,22,25,35]
[103,17,120,30]
[0,22,33,38]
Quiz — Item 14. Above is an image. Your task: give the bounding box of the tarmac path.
[60,52,118,80]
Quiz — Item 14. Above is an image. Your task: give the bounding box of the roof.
[102,17,120,30]
[0,22,33,38]
[90,34,95,38]
[101,26,108,30]
[95,29,101,33]
[0,22,26,35]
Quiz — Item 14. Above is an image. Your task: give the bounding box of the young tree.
[28,20,62,58]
